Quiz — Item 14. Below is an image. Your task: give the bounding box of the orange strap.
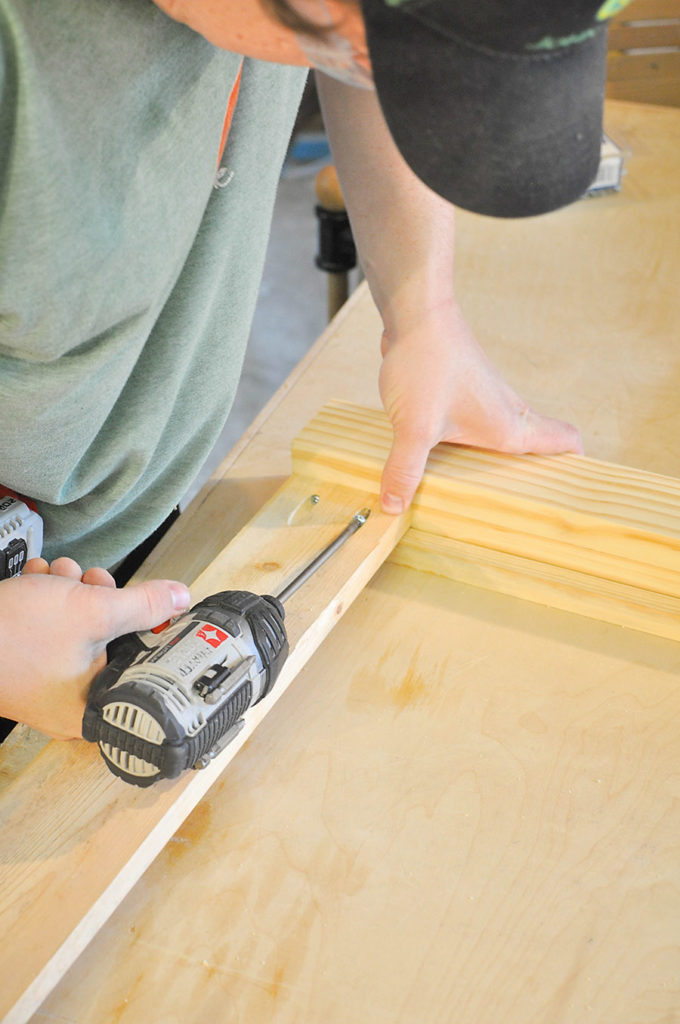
[218,59,244,165]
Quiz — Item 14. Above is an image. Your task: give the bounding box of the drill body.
[83,590,288,786]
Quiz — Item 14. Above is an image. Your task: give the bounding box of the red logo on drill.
[196,625,228,648]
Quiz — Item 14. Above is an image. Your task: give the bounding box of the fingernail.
[170,582,191,611]
[381,492,404,514]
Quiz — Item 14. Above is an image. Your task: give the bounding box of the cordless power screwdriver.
[82,508,370,786]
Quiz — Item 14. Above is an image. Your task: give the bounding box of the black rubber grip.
[95,679,253,786]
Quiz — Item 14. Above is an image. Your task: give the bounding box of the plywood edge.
[0,472,408,1024]
[292,401,680,638]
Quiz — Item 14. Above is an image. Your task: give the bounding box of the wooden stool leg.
[314,165,356,321]
[326,271,349,321]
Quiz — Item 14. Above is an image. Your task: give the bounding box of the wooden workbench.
[3,99,680,1023]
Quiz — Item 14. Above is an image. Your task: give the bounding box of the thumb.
[95,579,192,641]
[514,408,584,456]
[380,426,432,514]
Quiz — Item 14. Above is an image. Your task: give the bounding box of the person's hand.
[0,557,191,740]
[313,77,582,512]
[378,298,583,513]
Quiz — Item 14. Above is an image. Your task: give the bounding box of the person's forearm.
[316,70,582,516]
[315,71,456,333]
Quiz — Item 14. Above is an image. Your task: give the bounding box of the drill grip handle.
[84,676,254,786]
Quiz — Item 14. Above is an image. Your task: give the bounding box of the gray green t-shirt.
[0,0,305,568]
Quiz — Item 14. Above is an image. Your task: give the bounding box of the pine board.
[294,402,680,641]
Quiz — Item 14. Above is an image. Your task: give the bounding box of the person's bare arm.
[316,72,582,513]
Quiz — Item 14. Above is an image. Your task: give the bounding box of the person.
[0,0,622,740]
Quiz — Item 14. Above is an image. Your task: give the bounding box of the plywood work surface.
[3,100,680,1023]
[33,565,680,1023]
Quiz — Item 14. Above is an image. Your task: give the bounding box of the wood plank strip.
[0,474,408,1024]
[292,401,680,637]
[614,0,680,20]
[609,22,680,50]
[392,528,680,641]
[607,48,680,82]
[606,74,680,102]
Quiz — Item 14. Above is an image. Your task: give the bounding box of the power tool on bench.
[0,494,43,579]
[82,507,371,787]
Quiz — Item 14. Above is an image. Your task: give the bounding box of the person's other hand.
[0,558,190,739]
[378,298,583,513]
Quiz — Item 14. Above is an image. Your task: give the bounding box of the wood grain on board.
[295,401,680,641]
